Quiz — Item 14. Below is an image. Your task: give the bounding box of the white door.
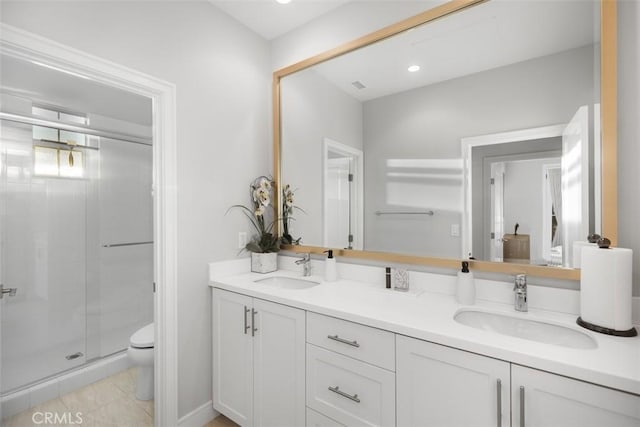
[326,158,352,249]
[490,162,505,262]
[212,288,254,426]
[323,138,363,250]
[562,105,589,267]
[512,365,640,427]
[397,335,510,427]
[253,298,305,427]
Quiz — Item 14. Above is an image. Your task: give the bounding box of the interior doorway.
[322,138,363,250]
[0,23,178,425]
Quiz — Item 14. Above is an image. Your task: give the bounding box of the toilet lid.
[130,323,154,348]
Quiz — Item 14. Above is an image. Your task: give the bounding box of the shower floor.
[3,367,152,427]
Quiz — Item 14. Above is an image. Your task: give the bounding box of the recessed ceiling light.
[276,0,291,4]
[408,65,421,73]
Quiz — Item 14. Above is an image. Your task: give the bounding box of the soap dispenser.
[324,250,337,282]
[456,261,475,305]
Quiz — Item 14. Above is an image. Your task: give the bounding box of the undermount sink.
[454,309,597,349]
[254,276,320,290]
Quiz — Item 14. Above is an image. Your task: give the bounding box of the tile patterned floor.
[204,414,239,427]
[4,368,153,427]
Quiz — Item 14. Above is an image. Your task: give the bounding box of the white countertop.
[209,266,640,396]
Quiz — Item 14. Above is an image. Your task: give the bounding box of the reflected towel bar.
[102,241,153,248]
[375,210,434,216]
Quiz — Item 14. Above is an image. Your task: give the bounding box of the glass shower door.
[0,119,88,393]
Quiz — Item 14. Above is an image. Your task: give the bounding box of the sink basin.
[454,309,597,349]
[254,276,320,290]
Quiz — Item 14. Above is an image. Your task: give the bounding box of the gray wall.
[281,69,363,245]
[363,46,594,259]
[0,0,271,417]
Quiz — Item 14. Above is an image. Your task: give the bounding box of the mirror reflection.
[281,0,601,268]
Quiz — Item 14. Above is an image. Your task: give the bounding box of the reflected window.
[33,146,84,178]
[32,106,87,146]
[33,146,59,176]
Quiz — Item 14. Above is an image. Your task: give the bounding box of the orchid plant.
[281,184,304,245]
[228,176,280,253]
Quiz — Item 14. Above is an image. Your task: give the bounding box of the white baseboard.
[178,401,218,427]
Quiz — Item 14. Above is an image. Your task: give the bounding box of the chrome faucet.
[514,274,528,312]
[295,253,312,276]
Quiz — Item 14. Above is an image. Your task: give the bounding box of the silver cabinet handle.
[0,285,17,299]
[328,386,360,403]
[327,334,360,348]
[496,379,502,427]
[520,386,525,427]
[243,306,250,334]
[251,309,258,336]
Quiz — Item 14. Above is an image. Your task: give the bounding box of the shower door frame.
[0,24,179,426]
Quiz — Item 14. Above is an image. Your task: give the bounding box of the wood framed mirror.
[273,0,617,280]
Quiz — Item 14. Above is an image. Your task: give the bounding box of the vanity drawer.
[307,407,345,427]
[306,344,396,427]
[307,311,395,370]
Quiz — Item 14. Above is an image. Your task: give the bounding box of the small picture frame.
[393,268,409,292]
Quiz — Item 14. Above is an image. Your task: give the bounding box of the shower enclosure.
[0,106,153,396]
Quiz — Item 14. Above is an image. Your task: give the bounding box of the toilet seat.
[130,323,154,349]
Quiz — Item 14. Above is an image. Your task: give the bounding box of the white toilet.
[127,323,154,400]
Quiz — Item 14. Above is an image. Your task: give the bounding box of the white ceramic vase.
[251,252,277,274]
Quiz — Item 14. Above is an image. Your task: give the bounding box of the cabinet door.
[512,365,640,427]
[253,298,306,427]
[212,288,254,426]
[397,335,510,427]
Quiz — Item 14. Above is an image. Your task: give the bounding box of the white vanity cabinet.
[396,335,510,427]
[211,276,640,427]
[306,312,396,427]
[212,288,306,427]
[512,365,640,427]
[397,335,640,427]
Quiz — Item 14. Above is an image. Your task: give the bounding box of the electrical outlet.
[450,224,460,237]
[238,231,247,249]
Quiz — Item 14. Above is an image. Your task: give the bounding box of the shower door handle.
[0,285,17,299]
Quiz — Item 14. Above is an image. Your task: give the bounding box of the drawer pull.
[520,386,525,427]
[244,306,250,334]
[327,334,360,348]
[328,385,361,403]
[252,309,258,337]
[496,379,502,427]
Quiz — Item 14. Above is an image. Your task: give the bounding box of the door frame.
[461,124,565,260]
[0,24,178,426]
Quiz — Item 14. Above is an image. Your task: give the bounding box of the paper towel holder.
[576,317,637,337]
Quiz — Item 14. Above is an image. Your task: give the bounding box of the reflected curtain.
[548,169,562,247]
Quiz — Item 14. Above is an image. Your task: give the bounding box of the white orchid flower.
[259,178,272,191]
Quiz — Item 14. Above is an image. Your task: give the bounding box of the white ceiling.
[209,0,351,40]
[1,54,152,126]
[310,0,599,102]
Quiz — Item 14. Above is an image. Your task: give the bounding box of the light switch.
[238,231,247,249]
[450,224,460,237]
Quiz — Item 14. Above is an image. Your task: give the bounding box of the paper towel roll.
[580,246,633,331]
[573,241,596,268]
